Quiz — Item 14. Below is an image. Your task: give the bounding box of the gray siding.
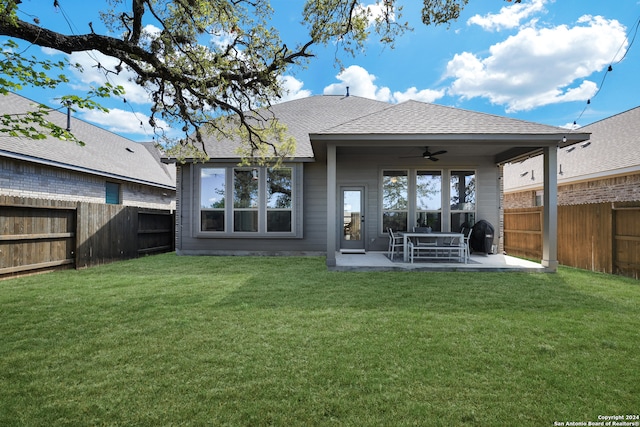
[176,161,328,255]
[176,148,500,255]
[336,148,500,252]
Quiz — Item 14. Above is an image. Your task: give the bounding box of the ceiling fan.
[401,147,448,162]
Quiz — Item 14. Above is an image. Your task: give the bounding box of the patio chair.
[463,227,473,262]
[387,228,404,260]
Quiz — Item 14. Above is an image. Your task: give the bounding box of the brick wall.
[1,157,175,210]
[558,174,640,206]
[504,172,640,208]
[504,190,536,208]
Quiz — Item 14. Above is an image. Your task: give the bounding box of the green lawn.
[1,254,638,426]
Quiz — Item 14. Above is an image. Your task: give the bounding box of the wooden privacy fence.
[1,196,175,278]
[504,202,640,279]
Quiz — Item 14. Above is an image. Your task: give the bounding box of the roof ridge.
[0,91,175,188]
[318,98,395,132]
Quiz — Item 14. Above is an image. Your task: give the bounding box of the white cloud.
[468,0,549,31]
[560,122,582,130]
[277,76,312,102]
[393,87,446,104]
[358,2,394,26]
[323,65,389,100]
[67,51,151,105]
[445,15,627,112]
[142,24,162,39]
[78,108,169,137]
[323,65,444,104]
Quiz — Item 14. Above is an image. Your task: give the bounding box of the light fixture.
[581,142,591,148]
[562,136,567,143]
[251,168,259,180]
[566,146,576,153]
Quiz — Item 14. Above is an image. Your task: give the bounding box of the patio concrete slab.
[331,251,548,272]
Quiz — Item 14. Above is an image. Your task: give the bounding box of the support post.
[326,144,337,267]
[542,145,558,271]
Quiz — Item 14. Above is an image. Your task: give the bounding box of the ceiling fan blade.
[430,150,447,156]
[399,147,447,159]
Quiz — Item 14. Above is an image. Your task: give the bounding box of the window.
[233,169,259,232]
[267,167,292,232]
[382,170,408,232]
[416,171,442,231]
[201,168,226,232]
[535,190,544,207]
[450,171,476,232]
[105,182,120,204]
[198,165,298,236]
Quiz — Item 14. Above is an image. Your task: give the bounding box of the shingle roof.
[177,95,580,161]
[0,92,175,189]
[321,100,567,135]
[200,95,390,158]
[503,105,640,191]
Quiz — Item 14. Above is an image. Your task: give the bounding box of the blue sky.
[5,0,640,142]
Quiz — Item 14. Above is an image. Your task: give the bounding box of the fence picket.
[505,202,639,278]
[1,196,174,279]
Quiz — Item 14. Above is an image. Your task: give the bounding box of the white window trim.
[449,170,478,232]
[195,163,303,239]
[379,168,478,235]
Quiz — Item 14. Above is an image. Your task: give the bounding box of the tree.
[1,0,480,159]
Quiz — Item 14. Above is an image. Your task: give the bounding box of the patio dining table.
[399,231,466,263]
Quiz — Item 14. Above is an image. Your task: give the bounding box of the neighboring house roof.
[503,105,640,192]
[174,95,586,164]
[0,92,175,190]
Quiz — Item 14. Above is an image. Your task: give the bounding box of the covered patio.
[315,100,591,271]
[332,251,547,272]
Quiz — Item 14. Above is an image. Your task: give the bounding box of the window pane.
[234,169,259,208]
[234,211,258,232]
[535,191,544,207]
[201,168,225,208]
[416,171,441,210]
[451,212,475,233]
[267,168,292,208]
[383,212,407,232]
[105,182,120,204]
[382,171,408,210]
[451,171,476,210]
[268,211,292,232]
[416,212,441,232]
[201,211,224,232]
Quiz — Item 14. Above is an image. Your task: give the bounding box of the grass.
[1,254,639,426]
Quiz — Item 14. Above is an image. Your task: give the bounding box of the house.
[0,92,176,209]
[503,106,640,207]
[163,94,589,271]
